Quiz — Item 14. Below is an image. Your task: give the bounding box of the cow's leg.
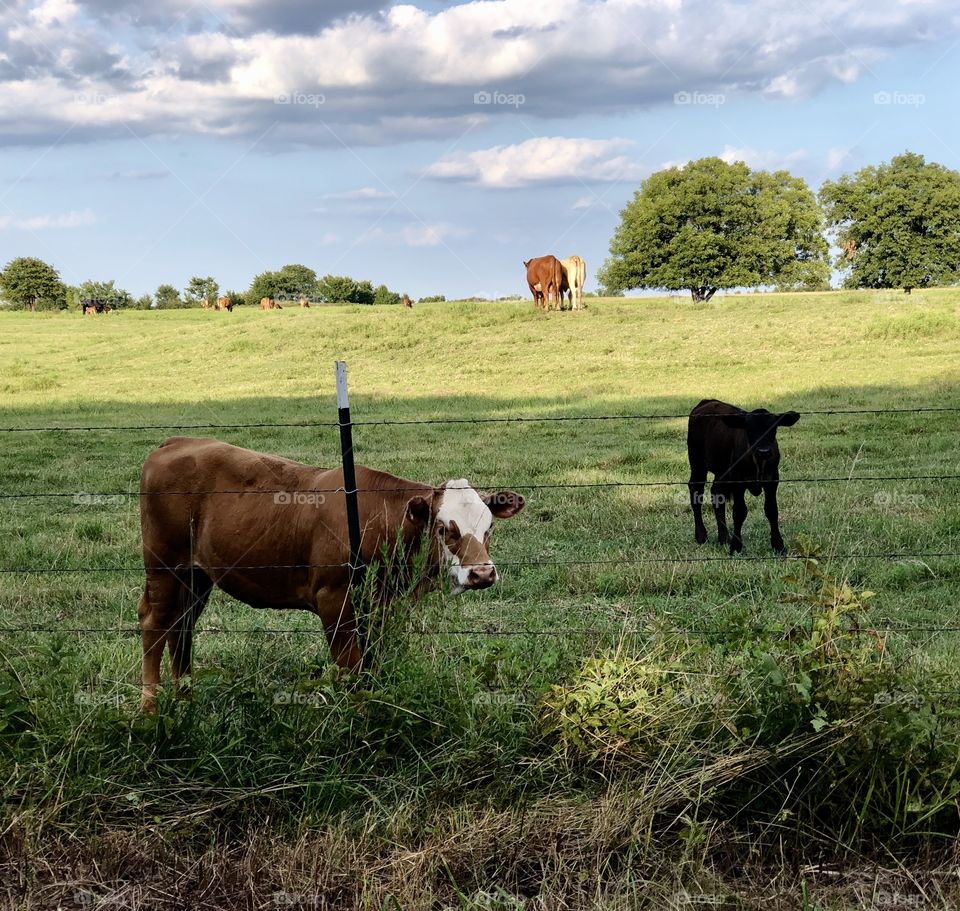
[763,482,786,554]
[318,591,365,673]
[712,483,729,546]
[689,472,708,544]
[168,569,213,688]
[138,573,180,713]
[730,485,748,554]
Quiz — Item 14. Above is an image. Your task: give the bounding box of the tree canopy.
[820,151,960,292]
[316,274,375,304]
[597,157,829,301]
[185,276,219,307]
[155,284,182,309]
[0,257,67,310]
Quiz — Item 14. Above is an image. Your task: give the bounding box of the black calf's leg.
[689,473,708,544]
[730,486,748,554]
[711,484,729,545]
[764,482,786,554]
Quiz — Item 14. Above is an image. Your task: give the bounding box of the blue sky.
[0,0,957,298]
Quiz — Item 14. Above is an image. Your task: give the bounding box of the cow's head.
[406,480,524,594]
[721,409,800,466]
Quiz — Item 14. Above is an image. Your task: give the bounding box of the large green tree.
[0,257,67,310]
[155,284,182,309]
[77,279,133,309]
[245,265,318,305]
[185,276,219,307]
[316,275,375,304]
[820,151,960,293]
[598,157,829,301]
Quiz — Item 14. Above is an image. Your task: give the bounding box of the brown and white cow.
[524,255,563,311]
[298,295,311,308]
[260,297,281,311]
[214,296,234,312]
[200,297,210,310]
[402,294,414,309]
[137,437,525,711]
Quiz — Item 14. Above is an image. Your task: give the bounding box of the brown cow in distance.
[299,295,310,308]
[214,296,234,311]
[260,297,281,310]
[137,437,525,712]
[524,255,563,311]
[402,294,413,309]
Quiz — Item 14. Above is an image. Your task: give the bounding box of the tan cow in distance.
[137,437,525,711]
[402,294,413,309]
[214,296,234,311]
[561,256,586,310]
[200,297,210,310]
[260,297,282,310]
[298,295,311,308]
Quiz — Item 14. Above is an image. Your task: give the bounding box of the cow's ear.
[778,411,801,427]
[483,491,525,518]
[405,496,431,528]
[719,414,746,429]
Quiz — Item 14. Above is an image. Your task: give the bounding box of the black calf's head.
[721,409,800,466]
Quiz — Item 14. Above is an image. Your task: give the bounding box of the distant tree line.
[3,150,959,310]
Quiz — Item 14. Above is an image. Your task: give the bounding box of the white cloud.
[401,222,468,247]
[425,137,645,188]
[0,0,952,146]
[718,145,810,171]
[826,145,855,172]
[323,187,396,200]
[0,209,96,230]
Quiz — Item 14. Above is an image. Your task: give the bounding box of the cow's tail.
[553,259,564,306]
[168,568,212,678]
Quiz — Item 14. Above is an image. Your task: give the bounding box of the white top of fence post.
[335,361,349,410]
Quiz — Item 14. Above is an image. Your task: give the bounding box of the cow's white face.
[435,479,525,594]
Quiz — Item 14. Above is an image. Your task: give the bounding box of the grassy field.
[2,290,960,909]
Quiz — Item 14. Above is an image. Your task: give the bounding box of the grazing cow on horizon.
[260,297,281,310]
[299,295,310,308]
[687,399,800,555]
[214,296,234,311]
[524,255,563,310]
[137,437,525,712]
[81,300,111,315]
[402,294,413,309]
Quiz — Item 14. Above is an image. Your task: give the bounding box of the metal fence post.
[335,361,367,659]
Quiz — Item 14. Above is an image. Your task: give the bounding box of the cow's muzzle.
[465,563,497,590]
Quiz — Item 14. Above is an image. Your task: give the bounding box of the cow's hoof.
[141,698,158,714]
[695,528,708,544]
[772,540,787,556]
[717,530,728,546]
[729,540,743,555]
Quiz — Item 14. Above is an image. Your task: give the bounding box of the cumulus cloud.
[323,186,396,200]
[718,145,810,171]
[0,208,96,229]
[0,0,954,146]
[425,137,645,188]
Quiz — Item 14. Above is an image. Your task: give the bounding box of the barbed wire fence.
[1,369,958,641]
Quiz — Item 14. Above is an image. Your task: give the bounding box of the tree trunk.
[704,287,718,302]
[690,287,718,302]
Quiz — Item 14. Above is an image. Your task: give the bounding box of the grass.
[1,289,960,909]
